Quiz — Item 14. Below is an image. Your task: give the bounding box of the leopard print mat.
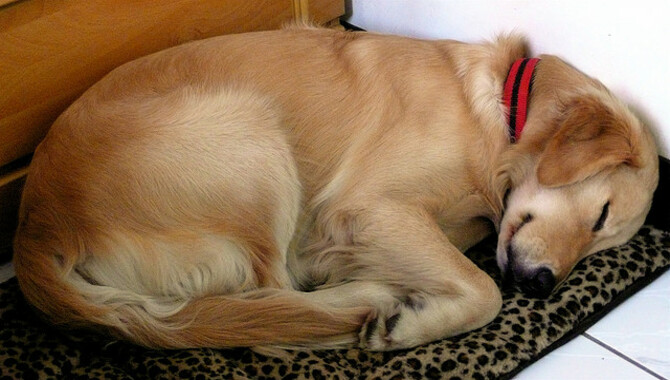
[1,226,668,380]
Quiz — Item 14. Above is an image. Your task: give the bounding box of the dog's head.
[496,58,659,298]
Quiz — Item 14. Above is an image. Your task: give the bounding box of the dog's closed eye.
[592,201,610,232]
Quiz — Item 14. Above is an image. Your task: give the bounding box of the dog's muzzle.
[517,267,555,298]
[505,246,557,298]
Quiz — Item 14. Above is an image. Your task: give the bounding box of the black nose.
[519,267,556,298]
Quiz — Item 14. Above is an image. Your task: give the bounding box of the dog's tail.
[13,231,369,350]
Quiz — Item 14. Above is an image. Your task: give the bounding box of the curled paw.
[359,294,428,351]
[359,304,404,350]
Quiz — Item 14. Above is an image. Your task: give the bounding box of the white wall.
[345,0,670,158]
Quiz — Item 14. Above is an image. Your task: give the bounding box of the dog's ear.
[537,96,641,187]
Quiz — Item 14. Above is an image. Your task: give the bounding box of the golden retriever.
[13,26,659,351]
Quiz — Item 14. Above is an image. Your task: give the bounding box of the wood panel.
[0,0,296,168]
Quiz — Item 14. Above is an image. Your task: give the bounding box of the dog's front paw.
[359,305,400,350]
[360,296,424,351]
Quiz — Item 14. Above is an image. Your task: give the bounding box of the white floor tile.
[0,261,14,283]
[513,335,658,380]
[587,270,670,379]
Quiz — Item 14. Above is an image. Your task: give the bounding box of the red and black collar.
[503,58,540,143]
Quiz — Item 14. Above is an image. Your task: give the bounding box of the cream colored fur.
[13,27,658,351]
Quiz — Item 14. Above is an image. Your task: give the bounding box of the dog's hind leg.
[320,201,502,351]
[15,87,363,349]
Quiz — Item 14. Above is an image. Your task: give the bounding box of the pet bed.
[0,225,668,379]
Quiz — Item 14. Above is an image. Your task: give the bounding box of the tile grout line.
[582,332,667,380]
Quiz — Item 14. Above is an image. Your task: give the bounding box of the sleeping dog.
[14,26,658,351]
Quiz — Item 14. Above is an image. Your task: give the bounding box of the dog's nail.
[363,317,378,344]
[385,313,401,334]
